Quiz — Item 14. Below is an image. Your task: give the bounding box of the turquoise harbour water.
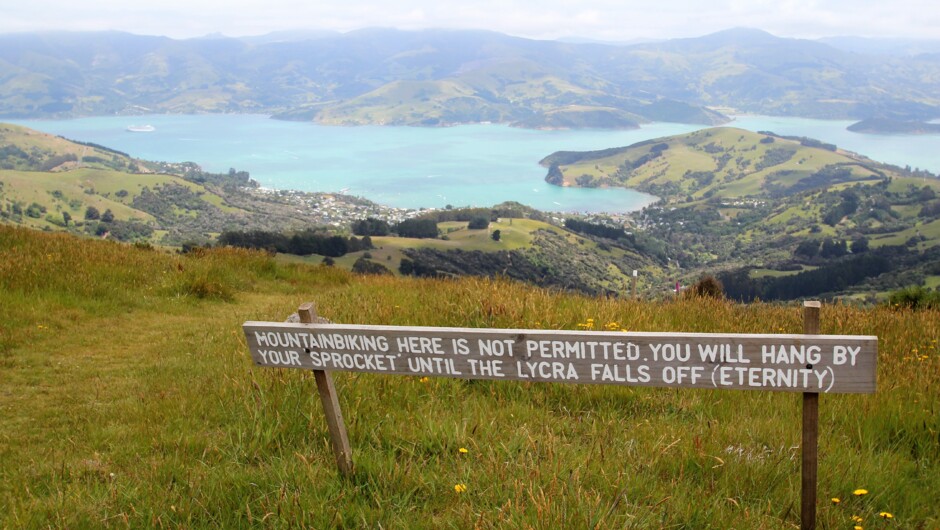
[8,114,940,213]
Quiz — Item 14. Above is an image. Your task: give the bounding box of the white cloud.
[0,0,937,40]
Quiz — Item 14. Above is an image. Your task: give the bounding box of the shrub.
[886,286,940,310]
[685,275,724,299]
[352,256,391,275]
[25,203,44,218]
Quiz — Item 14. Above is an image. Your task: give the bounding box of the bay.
[7,114,939,213]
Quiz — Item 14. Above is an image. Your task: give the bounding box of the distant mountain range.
[1,28,939,128]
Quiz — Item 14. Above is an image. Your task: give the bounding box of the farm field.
[1,226,937,528]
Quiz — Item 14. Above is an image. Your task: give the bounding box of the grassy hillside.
[0,123,392,245]
[1,226,938,528]
[542,127,880,199]
[285,217,662,296]
[1,123,665,297]
[542,127,940,298]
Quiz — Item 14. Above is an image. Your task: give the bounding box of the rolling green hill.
[542,128,881,199]
[0,123,665,296]
[541,127,940,299]
[0,123,388,245]
[5,122,940,301]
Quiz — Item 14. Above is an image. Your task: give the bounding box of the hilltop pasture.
[1,226,937,528]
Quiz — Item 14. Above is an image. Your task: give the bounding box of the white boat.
[126,125,155,132]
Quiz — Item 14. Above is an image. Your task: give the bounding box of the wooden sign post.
[244,302,876,528]
[298,303,353,476]
[802,301,821,530]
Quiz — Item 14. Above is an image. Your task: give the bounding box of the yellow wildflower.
[454,483,467,493]
[854,526,862,530]
[831,497,840,504]
[879,512,893,519]
[852,515,863,522]
[853,489,868,496]
[458,447,468,454]
[419,376,430,383]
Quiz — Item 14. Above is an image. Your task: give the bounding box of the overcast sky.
[1,0,937,41]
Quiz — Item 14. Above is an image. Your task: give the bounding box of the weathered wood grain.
[297,303,353,476]
[802,301,821,530]
[243,321,877,394]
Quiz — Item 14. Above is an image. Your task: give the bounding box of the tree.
[851,237,869,254]
[84,206,100,220]
[468,216,489,229]
[399,258,414,275]
[491,229,501,241]
[320,235,349,257]
[62,211,71,226]
[25,203,44,218]
[322,257,335,266]
[101,209,114,223]
[794,240,819,259]
[919,186,937,202]
[820,238,848,259]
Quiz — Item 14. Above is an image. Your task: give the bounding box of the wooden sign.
[243,322,877,394]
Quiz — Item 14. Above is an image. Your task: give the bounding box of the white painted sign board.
[243,322,877,393]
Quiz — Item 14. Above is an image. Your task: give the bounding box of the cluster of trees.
[352,217,442,239]
[613,143,669,180]
[93,219,153,240]
[185,167,255,190]
[563,218,629,241]
[720,246,906,301]
[352,218,390,236]
[351,256,391,275]
[794,237,868,260]
[418,203,541,223]
[757,132,837,152]
[395,219,439,239]
[420,207,496,223]
[755,147,797,171]
[0,144,31,169]
[823,189,860,226]
[218,229,372,257]
[0,144,83,171]
[80,205,153,241]
[84,206,114,222]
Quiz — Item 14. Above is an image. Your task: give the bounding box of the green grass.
[749,266,818,279]
[0,166,242,232]
[870,218,940,248]
[1,225,939,528]
[280,218,572,275]
[552,127,896,203]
